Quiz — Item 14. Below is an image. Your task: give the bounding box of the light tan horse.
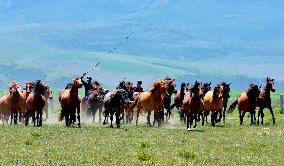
[202,84,223,126]
[59,77,83,127]
[43,86,53,121]
[135,80,168,126]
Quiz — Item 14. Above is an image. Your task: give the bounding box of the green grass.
[0,108,283,165]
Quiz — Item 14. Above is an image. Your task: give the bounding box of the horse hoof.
[117,125,120,128]
[103,122,106,125]
[110,125,114,128]
[187,127,192,131]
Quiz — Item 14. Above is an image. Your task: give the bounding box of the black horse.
[257,77,276,125]
[103,89,130,128]
[87,88,106,123]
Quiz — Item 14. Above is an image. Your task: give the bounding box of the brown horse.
[59,77,83,127]
[257,77,275,125]
[135,80,168,126]
[182,81,204,130]
[229,84,260,125]
[25,80,47,126]
[8,82,26,124]
[0,93,12,124]
[171,83,190,122]
[217,82,231,123]
[202,84,223,126]
[163,79,176,121]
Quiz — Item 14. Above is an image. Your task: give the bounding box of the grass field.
[0,107,283,165]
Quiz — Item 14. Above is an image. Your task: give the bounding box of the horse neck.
[70,85,79,96]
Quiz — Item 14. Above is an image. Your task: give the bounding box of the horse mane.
[149,81,161,93]
[9,81,20,88]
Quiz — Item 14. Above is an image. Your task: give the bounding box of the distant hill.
[0,0,283,90]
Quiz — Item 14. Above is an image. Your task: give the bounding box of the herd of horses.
[0,76,276,130]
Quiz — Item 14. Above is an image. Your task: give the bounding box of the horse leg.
[147,110,152,127]
[110,112,114,128]
[201,113,205,126]
[223,106,227,123]
[269,107,275,124]
[186,115,190,130]
[260,109,264,125]
[10,111,14,124]
[14,110,18,125]
[250,110,254,125]
[193,114,197,128]
[33,111,36,127]
[116,108,120,128]
[136,108,140,126]
[65,109,70,127]
[103,108,108,125]
[39,109,43,127]
[77,106,81,127]
[99,108,102,123]
[211,112,216,126]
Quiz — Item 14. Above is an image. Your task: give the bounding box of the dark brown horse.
[170,83,190,122]
[25,80,47,126]
[103,89,130,128]
[257,77,275,125]
[217,82,231,123]
[229,84,260,125]
[182,81,203,130]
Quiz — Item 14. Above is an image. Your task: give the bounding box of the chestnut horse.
[202,84,223,126]
[229,84,260,125]
[0,94,12,124]
[182,81,204,130]
[25,80,46,126]
[257,77,276,124]
[59,77,83,127]
[135,80,168,127]
[9,82,26,124]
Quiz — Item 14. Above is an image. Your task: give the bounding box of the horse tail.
[130,99,138,110]
[58,109,64,121]
[228,100,238,113]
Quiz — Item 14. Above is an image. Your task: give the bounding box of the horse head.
[25,82,33,94]
[190,81,201,96]
[34,80,46,95]
[73,77,83,89]
[220,82,231,99]
[9,85,20,103]
[200,82,211,97]
[116,89,130,104]
[266,77,275,92]
[212,84,222,101]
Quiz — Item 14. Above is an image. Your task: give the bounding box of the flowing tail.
[58,109,64,122]
[228,100,238,113]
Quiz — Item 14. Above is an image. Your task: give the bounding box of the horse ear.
[187,83,189,86]
[229,82,231,85]
[272,79,274,81]
[209,82,211,85]
[266,77,269,82]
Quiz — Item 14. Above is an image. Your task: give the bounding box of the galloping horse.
[229,84,260,125]
[197,82,211,121]
[217,82,231,123]
[9,82,26,124]
[257,77,276,124]
[202,84,223,126]
[135,80,168,127]
[87,86,105,123]
[172,83,189,122]
[182,81,204,130]
[25,80,46,126]
[164,79,176,121]
[59,77,83,127]
[103,89,130,128]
